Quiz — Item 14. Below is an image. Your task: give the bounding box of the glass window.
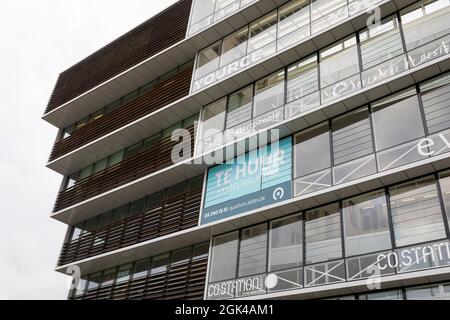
[209,232,239,282]
[248,11,278,53]
[78,165,93,181]
[70,222,84,241]
[305,203,342,264]
[97,211,113,228]
[75,116,90,130]
[105,99,121,114]
[162,123,182,140]
[66,172,79,189]
[269,214,303,272]
[193,242,209,260]
[92,158,108,174]
[389,176,447,247]
[294,123,332,196]
[108,150,124,167]
[401,0,450,53]
[332,108,376,184]
[195,41,222,79]
[171,248,191,265]
[287,55,319,104]
[359,16,404,70]
[116,264,132,283]
[90,108,105,122]
[311,0,348,34]
[122,90,139,105]
[220,27,248,67]
[147,190,165,211]
[439,170,450,222]
[371,89,422,150]
[84,217,98,234]
[124,142,143,160]
[140,79,158,95]
[359,290,404,300]
[254,70,285,117]
[332,108,374,165]
[420,73,450,134]
[190,0,216,25]
[320,37,360,102]
[238,224,268,277]
[143,134,160,151]
[343,191,391,257]
[101,268,116,287]
[129,197,147,216]
[200,98,226,139]
[406,284,445,300]
[87,272,102,290]
[151,254,170,275]
[226,85,253,131]
[167,182,187,199]
[277,0,310,50]
[133,259,151,279]
[112,204,129,222]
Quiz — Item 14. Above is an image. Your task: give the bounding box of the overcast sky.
[0,0,178,300]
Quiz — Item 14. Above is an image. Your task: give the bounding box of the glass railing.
[193,1,450,156]
[191,0,387,93]
[188,0,258,36]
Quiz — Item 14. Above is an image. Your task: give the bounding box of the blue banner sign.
[200,137,292,225]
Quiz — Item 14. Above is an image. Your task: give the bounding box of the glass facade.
[206,172,450,299]
[194,0,450,154]
[188,0,257,36]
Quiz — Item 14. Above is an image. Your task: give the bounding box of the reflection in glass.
[238,224,268,277]
[248,12,278,53]
[195,41,222,79]
[269,214,303,272]
[343,191,391,257]
[220,27,249,67]
[389,176,447,247]
[305,203,342,264]
[294,123,331,178]
[420,73,450,134]
[209,232,239,282]
[278,0,310,50]
[359,290,404,300]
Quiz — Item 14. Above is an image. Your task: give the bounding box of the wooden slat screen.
[46,0,192,113]
[54,125,195,212]
[73,254,208,300]
[58,181,202,266]
[49,66,193,161]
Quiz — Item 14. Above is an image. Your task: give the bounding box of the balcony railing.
[53,125,195,212]
[49,66,193,161]
[74,255,208,300]
[58,182,202,266]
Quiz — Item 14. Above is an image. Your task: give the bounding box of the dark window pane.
[133,259,151,279]
[151,254,169,275]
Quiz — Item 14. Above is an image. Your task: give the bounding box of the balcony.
[46,0,416,177]
[49,66,193,162]
[58,181,202,266]
[73,248,208,300]
[53,125,195,213]
[43,0,290,129]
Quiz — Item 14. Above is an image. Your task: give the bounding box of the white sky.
[0,0,178,300]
